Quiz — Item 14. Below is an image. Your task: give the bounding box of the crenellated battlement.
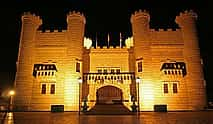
[132,9,149,17]
[175,9,197,26]
[37,29,67,33]
[67,11,85,17]
[131,9,150,22]
[67,11,86,24]
[178,10,197,19]
[22,12,42,25]
[150,28,181,32]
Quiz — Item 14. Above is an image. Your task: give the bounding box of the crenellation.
[150,29,155,32]
[150,28,180,32]
[67,11,84,17]
[133,9,149,16]
[22,12,42,25]
[38,29,67,33]
[67,11,86,25]
[175,9,198,28]
[179,9,198,18]
[131,9,150,25]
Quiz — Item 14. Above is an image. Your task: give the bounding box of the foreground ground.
[0,111,213,124]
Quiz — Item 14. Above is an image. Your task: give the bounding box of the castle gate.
[96,86,123,104]
[83,72,135,110]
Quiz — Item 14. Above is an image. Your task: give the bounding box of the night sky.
[0,0,212,102]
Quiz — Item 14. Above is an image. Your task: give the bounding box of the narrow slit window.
[138,61,142,72]
[76,62,80,72]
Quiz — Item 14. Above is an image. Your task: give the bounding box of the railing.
[83,72,135,84]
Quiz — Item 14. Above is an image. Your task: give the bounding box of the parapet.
[131,9,150,22]
[150,28,180,32]
[67,11,86,24]
[175,9,197,25]
[22,12,42,25]
[37,29,67,33]
[133,9,149,16]
[178,10,197,19]
[67,11,85,17]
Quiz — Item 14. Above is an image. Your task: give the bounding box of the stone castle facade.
[13,9,206,111]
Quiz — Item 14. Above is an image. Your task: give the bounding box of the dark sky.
[0,0,212,102]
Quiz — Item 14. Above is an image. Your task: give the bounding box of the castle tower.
[64,11,86,110]
[14,12,42,110]
[131,10,154,110]
[175,10,206,110]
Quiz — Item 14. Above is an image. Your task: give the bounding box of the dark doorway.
[96,86,123,104]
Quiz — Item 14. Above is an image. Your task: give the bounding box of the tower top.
[67,11,85,17]
[22,12,42,25]
[130,9,150,23]
[175,9,198,27]
[178,10,197,19]
[66,11,86,24]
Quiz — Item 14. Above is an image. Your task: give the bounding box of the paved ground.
[1,111,213,124]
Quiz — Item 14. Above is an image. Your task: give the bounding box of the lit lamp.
[136,77,141,114]
[78,77,82,115]
[8,90,15,111]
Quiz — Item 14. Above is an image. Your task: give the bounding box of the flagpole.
[107,33,110,48]
[96,32,98,48]
[120,32,122,48]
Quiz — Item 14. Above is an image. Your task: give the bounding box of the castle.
[13,9,207,112]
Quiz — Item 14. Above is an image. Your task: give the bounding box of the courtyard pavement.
[0,111,213,124]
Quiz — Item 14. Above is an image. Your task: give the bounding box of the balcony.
[83,72,135,85]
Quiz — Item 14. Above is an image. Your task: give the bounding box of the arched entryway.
[96,86,123,104]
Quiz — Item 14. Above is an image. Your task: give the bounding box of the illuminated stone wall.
[14,9,206,111]
[14,11,85,111]
[176,10,206,110]
[14,12,42,110]
[86,47,134,110]
[89,47,130,72]
[131,10,206,111]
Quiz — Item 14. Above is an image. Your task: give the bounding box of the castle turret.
[64,11,86,110]
[131,10,150,52]
[14,12,42,110]
[67,11,86,57]
[131,10,154,111]
[175,10,206,110]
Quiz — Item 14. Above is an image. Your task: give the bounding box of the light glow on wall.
[140,81,154,110]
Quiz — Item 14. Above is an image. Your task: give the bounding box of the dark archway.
[96,86,123,104]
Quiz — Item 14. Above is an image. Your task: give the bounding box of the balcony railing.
[83,72,135,84]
